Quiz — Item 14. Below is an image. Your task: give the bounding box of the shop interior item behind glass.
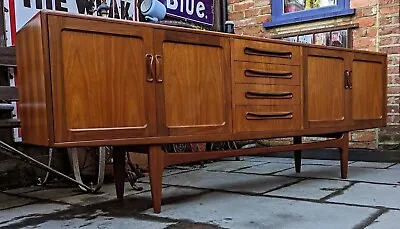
[136,0,227,31]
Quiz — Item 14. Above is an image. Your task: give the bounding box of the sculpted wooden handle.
[245,111,293,120]
[155,55,163,83]
[348,70,353,89]
[245,91,293,99]
[244,69,293,79]
[344,70,352,89]
[145,54,154,82]
[244,47,292,58]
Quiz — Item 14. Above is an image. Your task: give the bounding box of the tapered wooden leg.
[294,136,302,173]
[113,148,126,200]
[339,133,349,179]
[149,145,164,213]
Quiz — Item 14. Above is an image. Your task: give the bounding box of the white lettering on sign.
[167,0,178,10]
[167,0,205,18]
[11,0,137,32]
[186,0,194,15]
[196,1,204,18]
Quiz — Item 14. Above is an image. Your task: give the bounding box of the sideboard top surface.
[20,10,386,57]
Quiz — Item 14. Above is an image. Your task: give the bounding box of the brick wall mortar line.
[378,25,400,29]
[380,45,400,48]
[376,1,380,52]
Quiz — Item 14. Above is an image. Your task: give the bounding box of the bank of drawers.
[232,38,302,133]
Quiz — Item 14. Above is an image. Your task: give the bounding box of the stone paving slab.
[389,163,400,169]
[4,186,44,195]
[99,182,152,197]
[266,179,351,200]
[203,160,267,172]
[217,156,248,161]
[20,187,82,201]
[1,200,175,229]
[328,183,400,209]
[247,157,346,166]
[16,211,175,229]
[349,161,396,169]
[300,159,343,166]
[164,165,202,176]
[344,167,400,184]
[1,159,399,229]
[135,186,212,204]
[160,170,298,194]
[30,216,174,229]
[233,162,294,175]
[274,164,341,179]
[138,169,195,183]
[0,193,36,210]
[0,203,71,227]
[275,165,400,184]
[140,167,201,183]
[56,182,152,206]
[248,156,295,164]
[144,191,377,229]
[227,157,349,170]
[366,210,400,229]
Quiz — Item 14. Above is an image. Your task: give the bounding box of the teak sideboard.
[16,10,387,213]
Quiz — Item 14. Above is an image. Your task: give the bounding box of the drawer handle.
[245,69,293,79]
[244,47,292,58]
[246,111,293,120]
[245,91,293,99]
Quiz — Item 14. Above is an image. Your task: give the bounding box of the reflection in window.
[314,32,330,45]
[284,0,338,13]
[281,29,348,48]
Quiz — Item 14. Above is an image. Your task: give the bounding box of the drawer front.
[234,84,300,106]
[234,105,301,133]
[234,62,300,85]
[233,39,300,65]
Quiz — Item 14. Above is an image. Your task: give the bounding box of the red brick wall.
[228,0,400,149]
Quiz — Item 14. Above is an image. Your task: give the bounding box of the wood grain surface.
[15,11,387,147]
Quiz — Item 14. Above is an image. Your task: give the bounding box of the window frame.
[264,0,355,28]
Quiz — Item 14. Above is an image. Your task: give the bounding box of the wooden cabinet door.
[350,53,387,128]
[153,29,232,136]
[47,16,157,143]
[304,48,351,128]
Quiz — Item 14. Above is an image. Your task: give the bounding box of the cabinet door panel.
[154,30,231,136]
[48,16,156,143]
[351,53,387,128]
[305,48,348,128]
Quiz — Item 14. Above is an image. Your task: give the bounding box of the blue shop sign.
[160,0,214,25]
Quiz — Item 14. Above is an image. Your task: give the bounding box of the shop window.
[271,25,357,48]
[264,0,355,28]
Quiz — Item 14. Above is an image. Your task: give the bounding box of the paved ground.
[1,156,400,229]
